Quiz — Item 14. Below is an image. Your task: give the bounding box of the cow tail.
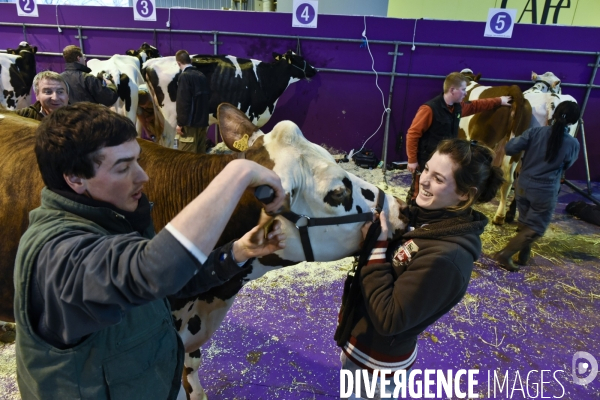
[508,85,525,138]
[144,68,165,141]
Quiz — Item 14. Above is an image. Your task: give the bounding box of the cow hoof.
[505,213,515,223]
[493,216,505,225]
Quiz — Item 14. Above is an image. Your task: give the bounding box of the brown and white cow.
[0,41,37,109]
[458,69,532,225]
[142,50,317,148]
[0,104,404,400]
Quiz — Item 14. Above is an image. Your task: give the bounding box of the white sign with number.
[133,0,156,21]
[484,8,517,38]
[292,0,318,29]
[16,0,39,18]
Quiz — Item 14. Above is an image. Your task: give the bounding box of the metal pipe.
[22,23,27,43]
[563,180,600,206]
[579,53,600,116]
[577,121,592,194]
[381,44,400,175]
[77,26,85,53]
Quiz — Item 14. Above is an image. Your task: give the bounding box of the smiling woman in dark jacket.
[336,139,504,400]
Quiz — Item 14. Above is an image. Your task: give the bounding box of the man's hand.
[360,210,389,242]
[407,162,419,173]
[176,125,185,137]
[232,211,286,262]
[500,96,512,106]
[237,160,285,214]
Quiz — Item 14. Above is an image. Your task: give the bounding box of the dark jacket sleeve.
[33,228,249,345]
[563,139,580,171]
[176,72,192,126]
[84,73,119,107]
[359,242,467,336]
[505,127,533,156]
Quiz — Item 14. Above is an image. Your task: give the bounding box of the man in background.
[16,71,69,121]
[60,45,119,107]
[175,49,210,153]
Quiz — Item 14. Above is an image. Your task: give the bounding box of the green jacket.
[14,188,184,399]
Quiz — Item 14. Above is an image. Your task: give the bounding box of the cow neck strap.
[280,188,386,262]
[291,60,307,79]
[535,79,558,94]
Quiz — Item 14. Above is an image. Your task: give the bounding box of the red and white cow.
[143,50,317,148]
[523,71,578,136]
[0,41,37,109]
[86,43,161,125]
[458,69,532,225]
[0,104,405,400]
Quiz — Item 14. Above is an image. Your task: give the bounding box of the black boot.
[495,226,539,272]
[516,226,539,266]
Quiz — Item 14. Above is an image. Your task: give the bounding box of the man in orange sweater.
[405,72,512,202]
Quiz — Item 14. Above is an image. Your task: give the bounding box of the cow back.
[0,112,44,321]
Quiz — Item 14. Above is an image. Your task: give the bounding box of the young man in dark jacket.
[14,103,286,399]
[405,72,511,202]
[175,49,210,153]
[60,45,119,106]
[16,71,69,121]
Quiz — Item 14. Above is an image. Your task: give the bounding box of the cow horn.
[217,103,261,152]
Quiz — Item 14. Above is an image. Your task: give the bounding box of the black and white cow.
[523,71,578,136]
[125,42,162,65]
[0,41,37,110]
[143,50,317,148]
[86,44,161,125]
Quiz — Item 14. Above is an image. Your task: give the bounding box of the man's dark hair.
[35,102,138,191]
[175,49,191,65]
[63,45,83,63]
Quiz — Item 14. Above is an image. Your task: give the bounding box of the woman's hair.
[545,101,580,163]
[435,139,505,211]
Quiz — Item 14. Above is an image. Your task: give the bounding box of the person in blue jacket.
[495,101,580,272]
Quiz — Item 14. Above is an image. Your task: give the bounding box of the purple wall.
[1,5,599,181]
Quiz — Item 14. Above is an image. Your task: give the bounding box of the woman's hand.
[232,211,286,263]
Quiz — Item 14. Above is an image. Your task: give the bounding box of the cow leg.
[182,349,207,400]
[494,156,518,225]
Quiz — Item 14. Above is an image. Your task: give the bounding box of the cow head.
[6,41,37,55]
[525,71,562,94]
[218,103,406,274]
[273,50,317,81]
[126,42,161,64]
[460,68,481,83]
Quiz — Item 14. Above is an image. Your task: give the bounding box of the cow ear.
[126,49,136,56]
[273,52,281,61]
[217,103,261,152]
[6,48,15,54]
[531,71,537,81]
[552,80,561,88]
[475,73,481,82]
[32,46,38,54]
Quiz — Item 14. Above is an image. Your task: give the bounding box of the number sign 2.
[17,0,39,18]
[292,0,318,29]
[134,0,156,21]
[484,8,517,38]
